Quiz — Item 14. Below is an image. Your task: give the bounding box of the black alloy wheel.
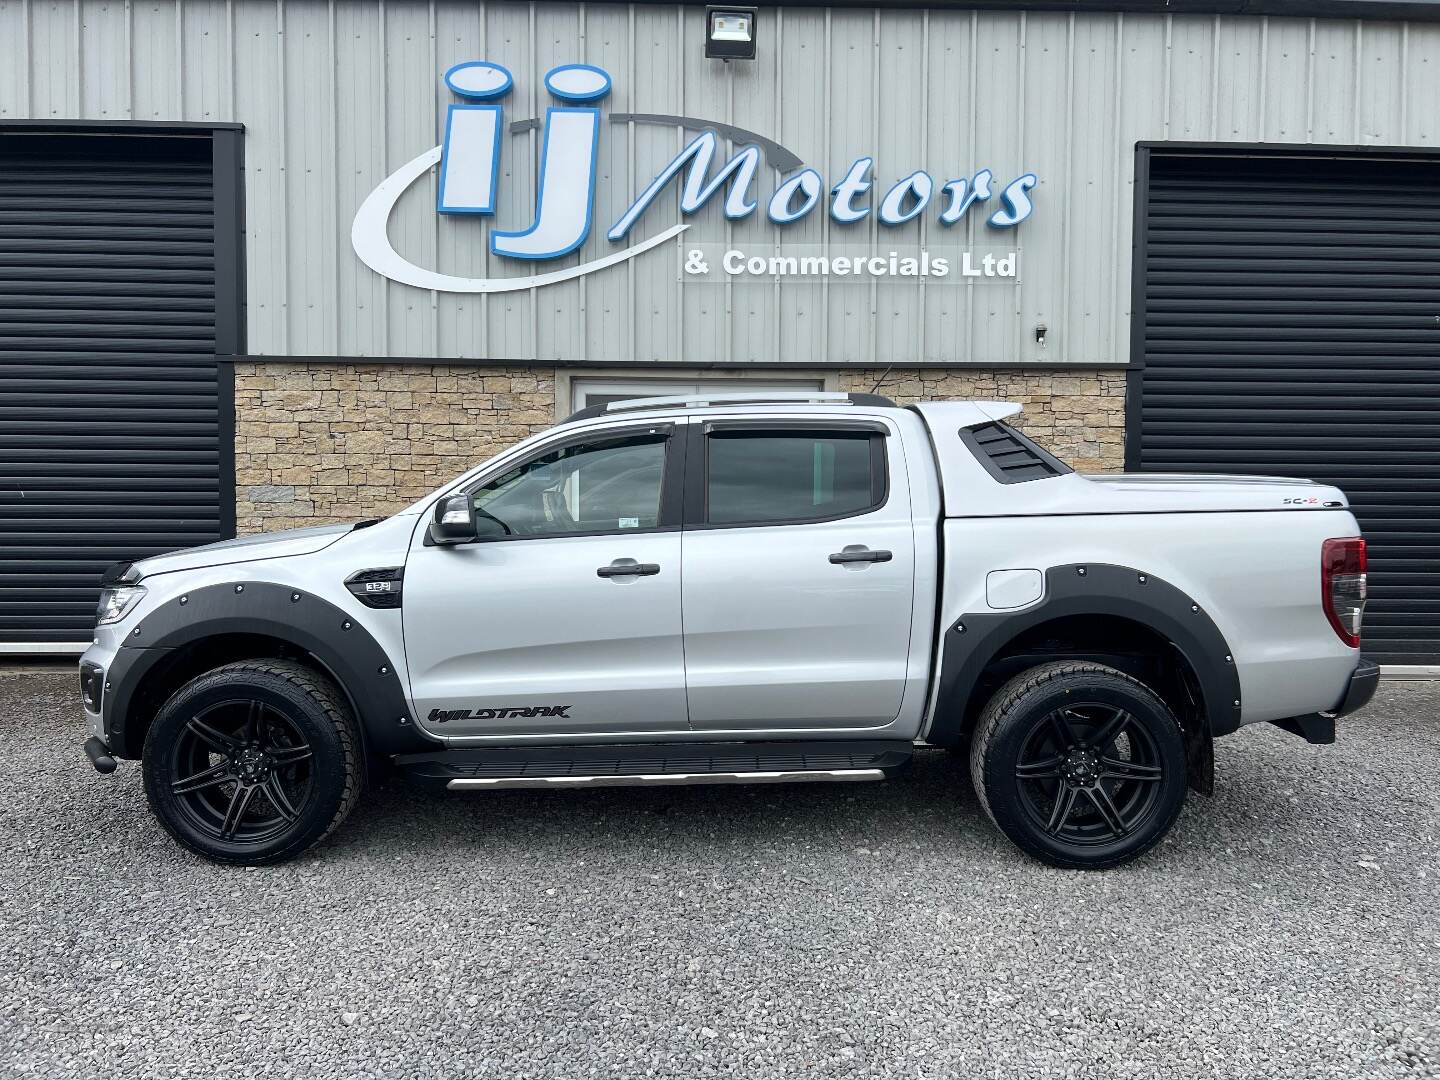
[1012,702,1165,845]
[144,660,363,865]
[970,661,1189,869]
[168,698,316,845]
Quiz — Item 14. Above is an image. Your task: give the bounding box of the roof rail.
[563,391,898,424]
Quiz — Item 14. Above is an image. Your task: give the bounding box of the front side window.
[705,430,882,526]
[470,433,667,537]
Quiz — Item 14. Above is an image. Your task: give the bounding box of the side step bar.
[395,739,913,792]
[447,769,885,790]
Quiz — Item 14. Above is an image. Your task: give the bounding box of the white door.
[403,425,687,738]
[680,419,917,731]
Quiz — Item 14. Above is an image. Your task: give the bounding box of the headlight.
[96,585,147,626]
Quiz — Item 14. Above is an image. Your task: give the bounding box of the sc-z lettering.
[428,705,573,724]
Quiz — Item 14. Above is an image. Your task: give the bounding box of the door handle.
[828,548,892,565]
[597,561,661,578]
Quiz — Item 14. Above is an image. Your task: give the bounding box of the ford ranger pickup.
[79,393,1379,868]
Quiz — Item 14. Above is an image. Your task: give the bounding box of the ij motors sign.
[351,61,1037,293]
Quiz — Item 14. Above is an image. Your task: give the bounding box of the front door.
[403,424,687,738]
[681,419,917,730]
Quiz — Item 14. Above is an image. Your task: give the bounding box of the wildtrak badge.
[427,705,574,724]
[352,61,1038,294]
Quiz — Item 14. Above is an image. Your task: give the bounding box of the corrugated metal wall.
[2,1,1438,365]
[0,131,225,644]
[1135,147,1440,664]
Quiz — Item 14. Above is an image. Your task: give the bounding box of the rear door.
[680,417,917,730]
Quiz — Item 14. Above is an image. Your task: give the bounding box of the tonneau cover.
[909,401,1350,517]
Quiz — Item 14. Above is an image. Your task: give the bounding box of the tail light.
[1321,537,1366,648]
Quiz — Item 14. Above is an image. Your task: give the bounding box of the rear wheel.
[143,660,362,865]
[969,661,1188,869]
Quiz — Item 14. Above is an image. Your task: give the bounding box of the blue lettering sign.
[355,61,1039,292]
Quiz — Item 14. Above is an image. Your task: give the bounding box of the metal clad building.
[1,0,1438,661]
[5,2,1440,364]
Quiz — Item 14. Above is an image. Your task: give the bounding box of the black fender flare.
[927,562,1242,746]
[104,581,436,758]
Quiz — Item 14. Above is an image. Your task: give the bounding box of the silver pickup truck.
[80,392,1378,869]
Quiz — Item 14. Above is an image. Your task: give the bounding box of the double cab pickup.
[80,393,1378,868]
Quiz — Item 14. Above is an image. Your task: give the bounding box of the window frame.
[682,419,890,530]
[450,422,685,543]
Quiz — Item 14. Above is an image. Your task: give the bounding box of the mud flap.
[1185,720,1214,797]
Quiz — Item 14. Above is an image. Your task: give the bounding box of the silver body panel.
[403,530,687,737]
[679,411,932,734]
[933,510,1360,728]
[126,522,356,577]
[83,398,1362,752]
[80,514,429,746]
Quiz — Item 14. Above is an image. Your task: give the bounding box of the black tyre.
[969,661,1187,869]
[143,659,363,865]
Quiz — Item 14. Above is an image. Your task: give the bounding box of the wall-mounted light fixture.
[1035,324,1049,348]
[705,7,758,61]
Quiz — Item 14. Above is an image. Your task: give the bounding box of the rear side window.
[704,430,884,526]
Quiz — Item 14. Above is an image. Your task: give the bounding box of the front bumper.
[79,624,130,750]
[79,652,116,773]
[1271,656,1379,745]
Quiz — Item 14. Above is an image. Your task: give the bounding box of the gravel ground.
[0,669,1436,1080]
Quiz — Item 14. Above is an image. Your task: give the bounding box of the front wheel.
[143,659,363,865]
[969,661,1188,869]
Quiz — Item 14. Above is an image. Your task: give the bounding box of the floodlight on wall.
[705,7,758,61]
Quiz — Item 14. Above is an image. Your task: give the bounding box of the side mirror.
[428,494,477,545]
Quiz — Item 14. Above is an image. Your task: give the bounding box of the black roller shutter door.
[0,131,231,646]
[1134,148,1440,665]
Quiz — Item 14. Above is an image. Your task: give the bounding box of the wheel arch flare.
[927,563,1242,790]
[102,582,436,759]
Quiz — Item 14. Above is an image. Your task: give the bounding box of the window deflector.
[689,421,890,529]
[459,425,678,539]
